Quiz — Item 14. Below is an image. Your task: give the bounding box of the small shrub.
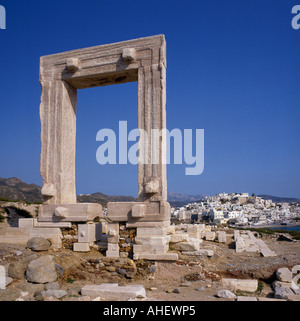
[66,277,75,284]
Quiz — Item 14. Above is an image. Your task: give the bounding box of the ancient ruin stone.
[8,261,28,280]
[274,286,294,299]
[276,267,293,283]
[222,278,258,292]
[41,290,68,299]
[81,283,146,300]
[26,255,57,284]
[27,237,51,251]
[217,290,236,299]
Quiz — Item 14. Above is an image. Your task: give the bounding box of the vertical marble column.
[40,80,77,204]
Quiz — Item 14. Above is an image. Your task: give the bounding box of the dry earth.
[0,231,299,301]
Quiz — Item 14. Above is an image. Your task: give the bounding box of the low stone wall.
[119,224,136,258]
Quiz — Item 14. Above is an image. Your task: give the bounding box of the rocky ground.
[0,230,299,301]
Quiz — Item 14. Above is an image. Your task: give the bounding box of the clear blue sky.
[0,0,299,198]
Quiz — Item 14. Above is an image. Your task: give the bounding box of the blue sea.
[268,226,300,232]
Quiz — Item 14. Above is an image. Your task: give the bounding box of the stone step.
[133,253,178,261]
[73,242,90,252]
[81,283,146,300]
[0,227,62,249]
[133,244,168,254]
[222,278,258,292]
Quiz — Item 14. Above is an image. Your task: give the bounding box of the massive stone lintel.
[38,203,102,222]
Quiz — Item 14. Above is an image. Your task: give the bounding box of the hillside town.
[171,193,300,227]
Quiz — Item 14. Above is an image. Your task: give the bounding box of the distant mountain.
[77,192,137,207]
[0,177,43,203]
[79,192,207,207]
[258,194,300,203]
[2,177,298,207]
[0,177,137,206]
[167,192,206,207]
[167,192,206,202]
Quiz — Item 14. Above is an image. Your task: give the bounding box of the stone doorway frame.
[39,35,170,225]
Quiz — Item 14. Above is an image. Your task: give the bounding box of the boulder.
[27,237,51,251]
[272,280,292,290]
[8,261,28,280]
[222,278,258,292]
[26,255,57,284]
[44,282,60,291]
[274,286,294,299]
[16,282,44,293]
[41,290,68,299]
[171,239,201,251]
[67,286,81,296]
[292,264,300,273]
[0,288,22,301]
[217,289,236,299]
[276,267,292,283]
